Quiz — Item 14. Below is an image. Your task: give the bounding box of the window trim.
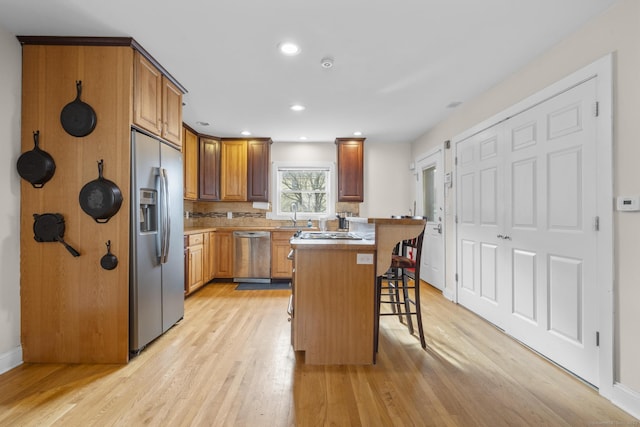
[271,161,336,220]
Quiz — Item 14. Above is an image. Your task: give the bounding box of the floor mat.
[235,282,291,290]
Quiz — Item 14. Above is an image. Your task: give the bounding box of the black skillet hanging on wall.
[100,240,118,270]
[16,130,56,188]
[60,80,97,137]
[79,159,123,223]
[32,213,80,257]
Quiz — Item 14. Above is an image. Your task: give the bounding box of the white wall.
[271,140,413,218]
[411,0,640,403]
[360,141,413,218]
[0,25,23,373]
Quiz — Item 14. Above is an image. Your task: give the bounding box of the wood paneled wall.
[20,45,133,363]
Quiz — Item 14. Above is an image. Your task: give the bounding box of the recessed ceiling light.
[353,131,362,136]
[241,130,251,136]
[290,104,306,112]
[299,136,307,140]
[278,42,300,56]
[196,121,210,126]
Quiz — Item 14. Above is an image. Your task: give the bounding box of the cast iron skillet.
[79,159,122,223]
[33,213,80,257]
[100,240,118,270]
[16,131,56,188]
[60,81,97,137]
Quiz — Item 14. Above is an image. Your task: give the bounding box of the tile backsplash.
[184,200,359,229]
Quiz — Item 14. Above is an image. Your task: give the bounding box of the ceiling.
[0,0,619,144]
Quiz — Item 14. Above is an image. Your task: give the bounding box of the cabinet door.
[162,76,183,148]
[199,137,221,200]
[183,127,198,200]
[214,231,234,278]
[336,138,365,202]
[208,231,216,282]
[247,139,271,202]
[187,243,204,293]
[271,231,294,278]
[133,51,162,135]
[202,232,210,285]
[220,139,247,201]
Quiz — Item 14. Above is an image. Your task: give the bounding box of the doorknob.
[433,223,442,234]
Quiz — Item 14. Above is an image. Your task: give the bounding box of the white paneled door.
[456,78,599,386]
[416,149,444,290]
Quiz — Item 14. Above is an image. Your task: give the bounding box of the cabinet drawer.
[189,233,204,246]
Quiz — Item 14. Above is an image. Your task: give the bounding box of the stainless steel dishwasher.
[233,231,271,282]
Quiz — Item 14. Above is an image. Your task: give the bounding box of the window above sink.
[272,161,336,221]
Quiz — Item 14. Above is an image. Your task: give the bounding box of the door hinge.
[455,273,459,282]
[594,216,600,231]
[445,140,451,149]
[455,156,458,166]
[455,215,458,224]
[594,101,599,117]
[596,331,600,347]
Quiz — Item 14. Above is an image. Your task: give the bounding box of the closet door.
[456,77,600,386]
[457,124,507,327]
[503,78,599,386]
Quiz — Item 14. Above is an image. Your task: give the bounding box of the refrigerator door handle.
[159,167,169,264]
[155,169,163,261]
[162,167,171,263]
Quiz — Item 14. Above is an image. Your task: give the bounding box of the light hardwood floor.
[0,282,637,426]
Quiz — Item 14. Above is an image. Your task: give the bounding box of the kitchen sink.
[299,231,362,240]
[277,225,304,229]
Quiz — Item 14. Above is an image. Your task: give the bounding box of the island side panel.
[293,246,376,365]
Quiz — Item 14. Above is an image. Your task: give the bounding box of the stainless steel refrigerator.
[130,129,184,355]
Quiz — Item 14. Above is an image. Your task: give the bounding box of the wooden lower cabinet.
[214,230,234,278]
[186,233,205,295]
[207,231,216,282]
[271,230,295,279]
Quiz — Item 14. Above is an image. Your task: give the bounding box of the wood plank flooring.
[0,282,637,426]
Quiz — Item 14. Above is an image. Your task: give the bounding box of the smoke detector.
[320,57,334,68]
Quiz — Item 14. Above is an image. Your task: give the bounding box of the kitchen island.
[289,217,426,365]
[290,237,377,364]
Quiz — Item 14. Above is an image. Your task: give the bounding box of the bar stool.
[374,218,427,356]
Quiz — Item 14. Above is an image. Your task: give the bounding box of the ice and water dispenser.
[139,189,157,233]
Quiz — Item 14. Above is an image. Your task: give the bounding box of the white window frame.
[271,161,336,221]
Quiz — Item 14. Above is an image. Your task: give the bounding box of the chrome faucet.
[291,203,298,226]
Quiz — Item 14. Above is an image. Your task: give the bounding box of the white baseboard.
[612,382,640,420]
[0,346,23,375]
[442,287,455,302]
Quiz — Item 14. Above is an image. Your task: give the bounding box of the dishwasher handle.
[233,231,271,238]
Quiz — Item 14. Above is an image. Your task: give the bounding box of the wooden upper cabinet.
[247,138,271,202]
[336,138,365,202]
[162,77,183,147]
[199,136,221,201]
[220,139,248,201]
[134,52,162,135]
[183,126,198,200]
[134,51,183,148]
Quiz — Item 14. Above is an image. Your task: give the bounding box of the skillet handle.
[56,237,80,257]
